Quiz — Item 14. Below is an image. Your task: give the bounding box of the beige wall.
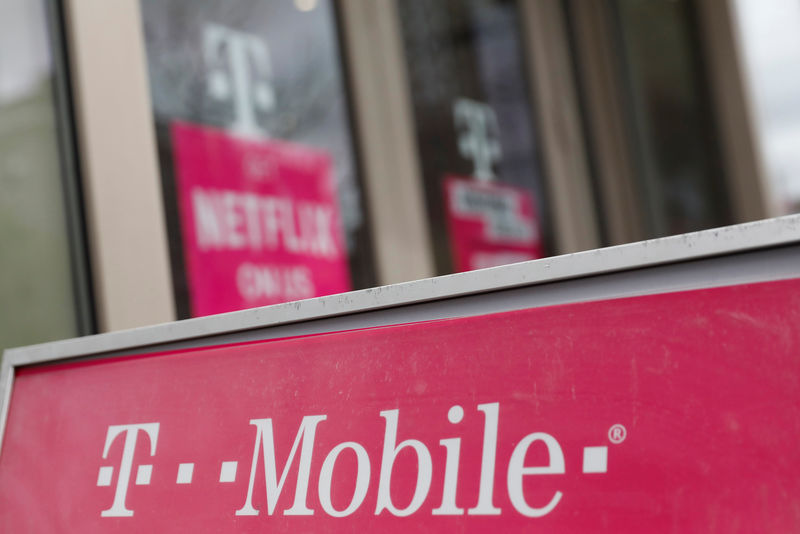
[64,0,175,331]
[519,0,602,253]
[339,0,435,284]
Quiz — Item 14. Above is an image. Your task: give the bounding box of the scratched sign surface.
[1,279,799,532]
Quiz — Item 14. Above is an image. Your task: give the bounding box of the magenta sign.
[1,278,799,532]
[444,176,543,272]
[171,122,351,316]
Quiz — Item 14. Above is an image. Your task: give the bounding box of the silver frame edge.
[1,214,799,456]
[3,215,798,368]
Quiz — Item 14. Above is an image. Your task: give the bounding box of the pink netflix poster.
[445,175,543,272]
[171,121,351,316]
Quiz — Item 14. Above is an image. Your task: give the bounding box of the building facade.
[1,0,798,352]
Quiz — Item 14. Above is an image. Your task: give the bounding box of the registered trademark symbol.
[608,424,627,444]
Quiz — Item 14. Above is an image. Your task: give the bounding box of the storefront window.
[612,0,732,236]
[134,0,794,318]
[140,0,374,317]
[0,0,90,352]
[396,0,550,274]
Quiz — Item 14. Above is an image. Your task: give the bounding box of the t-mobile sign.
[1,278,799,531]
[171,122,351,316]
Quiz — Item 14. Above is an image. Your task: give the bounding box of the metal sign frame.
[2,215,800,454]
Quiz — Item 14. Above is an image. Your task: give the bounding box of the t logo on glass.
[204,24,275,136]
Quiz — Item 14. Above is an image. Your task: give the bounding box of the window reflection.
[612,0,732,236]
[0,0,83,350]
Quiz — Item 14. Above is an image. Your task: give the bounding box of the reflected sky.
[0,0,51,105]
[735,0,800,211]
